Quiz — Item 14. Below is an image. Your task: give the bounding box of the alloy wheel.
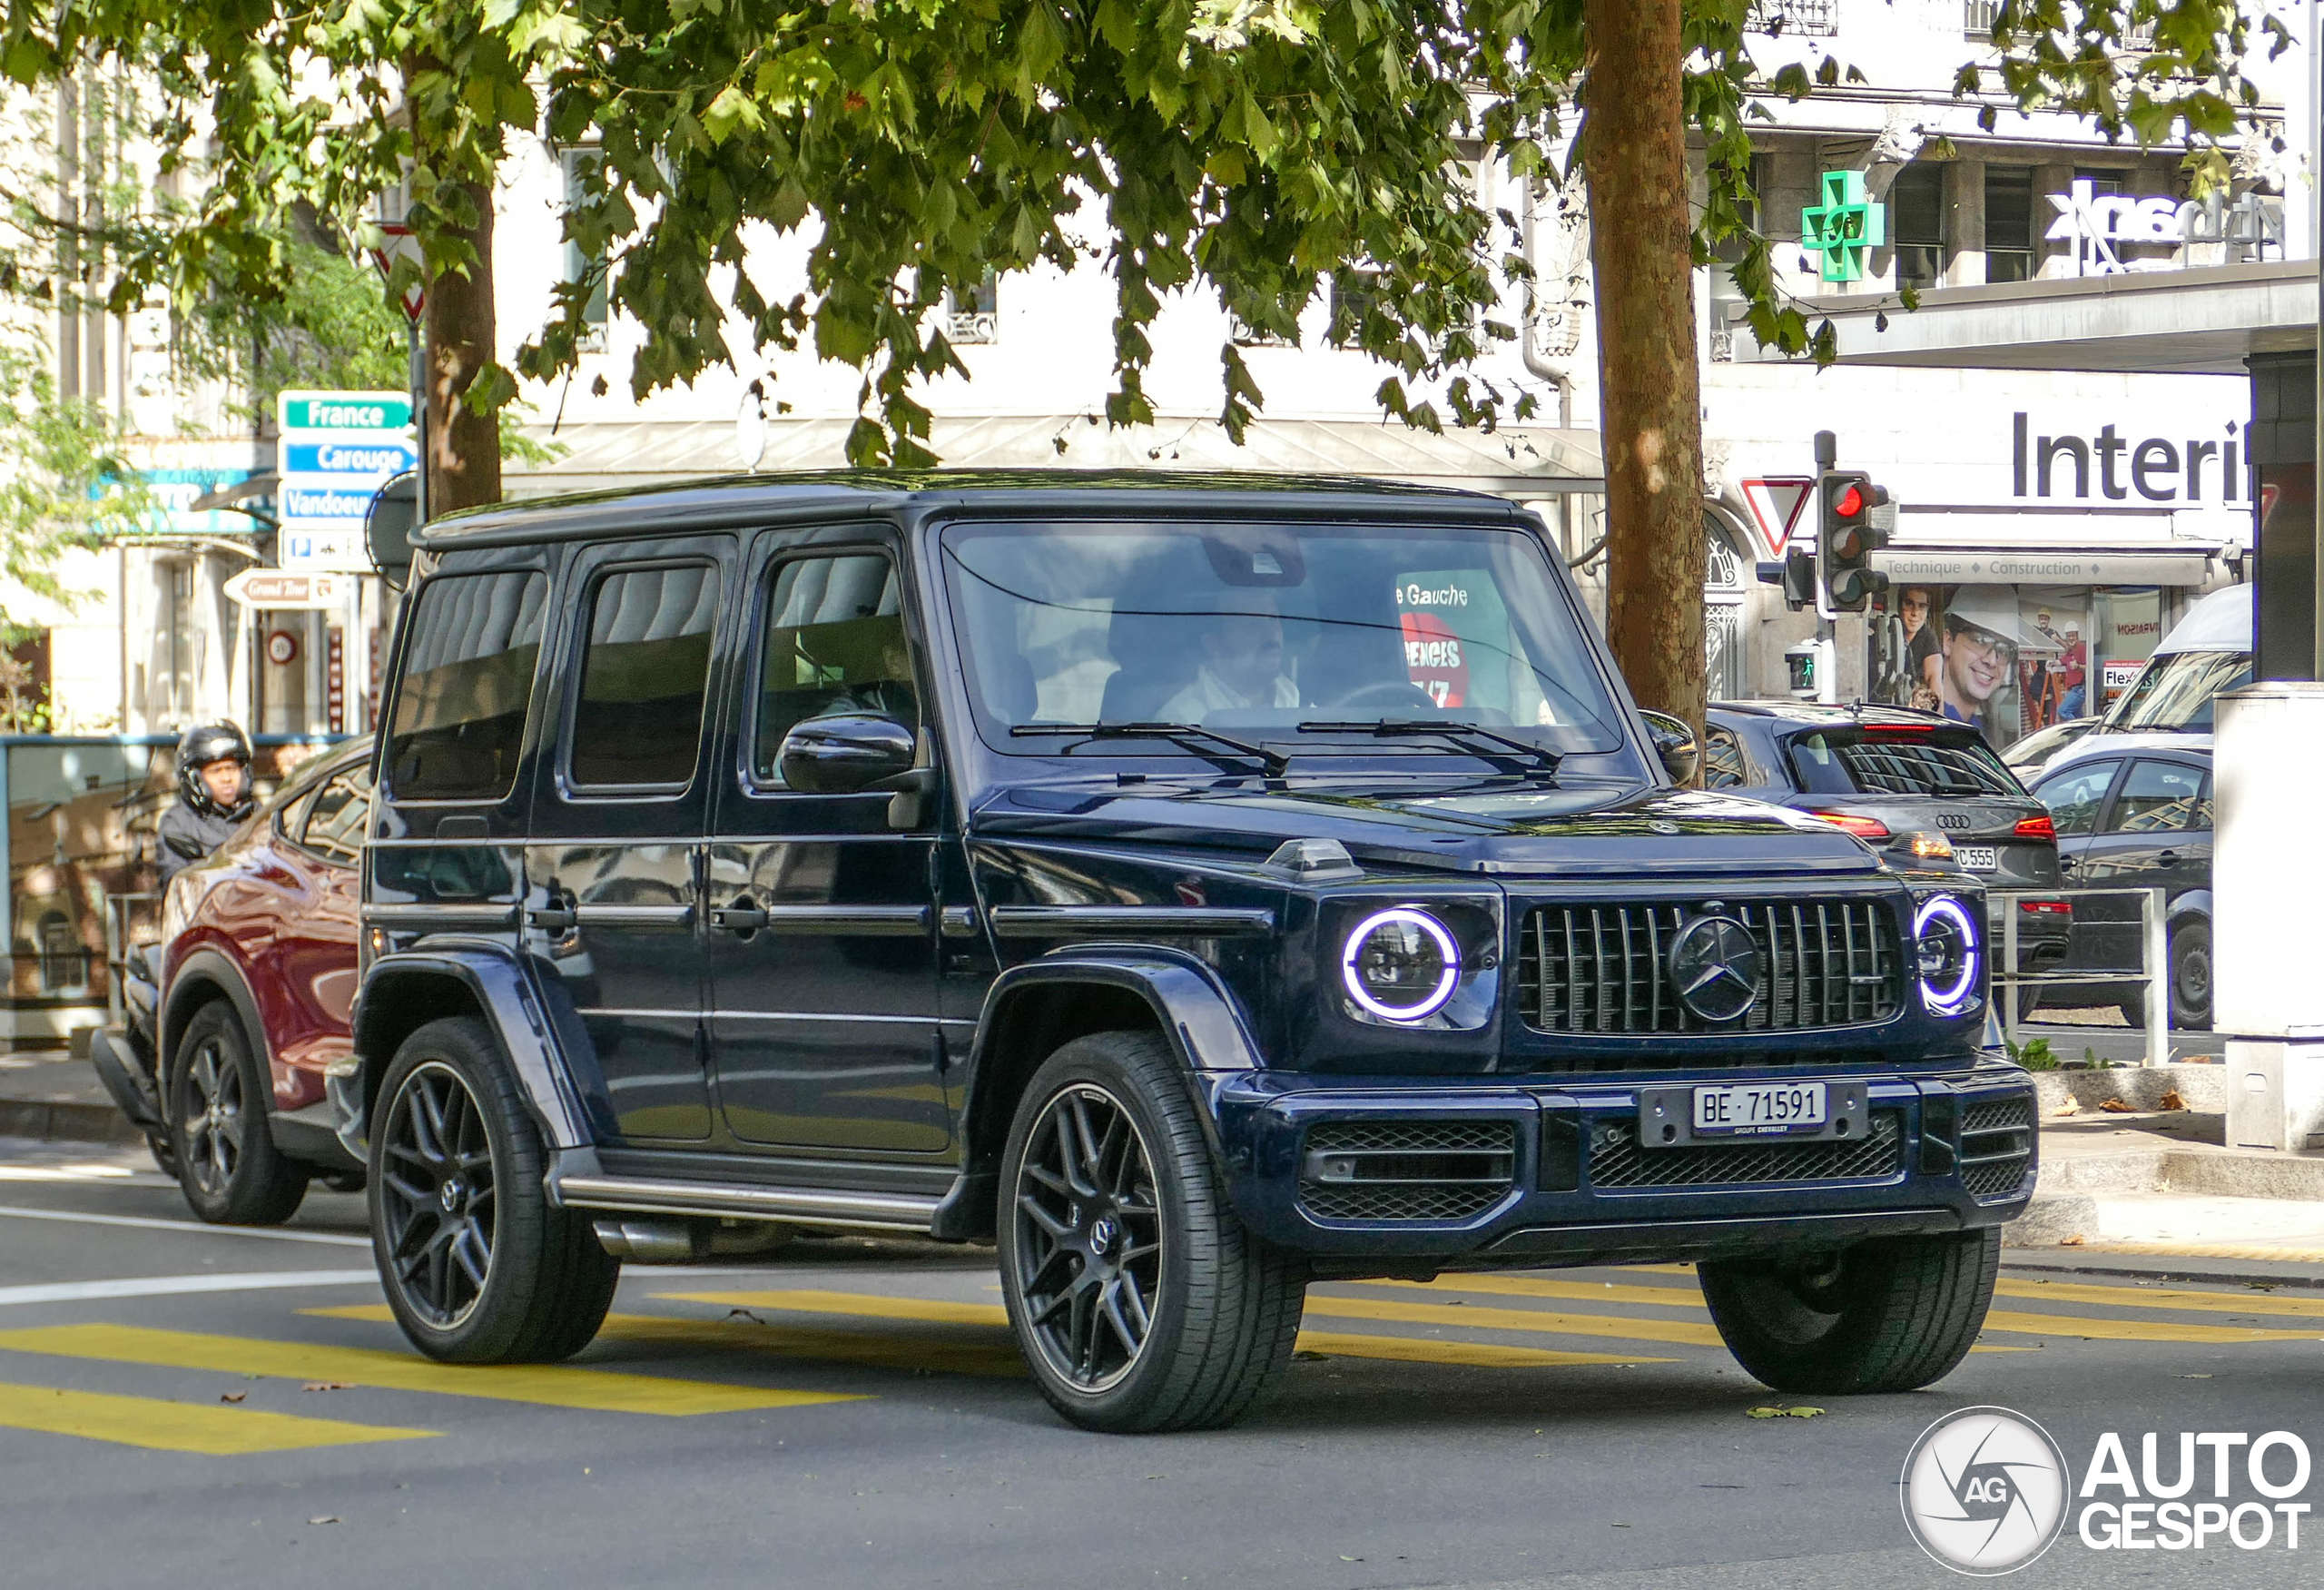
[1010,1082,1165,1393]
[377,1062,497,1328]
[180,1038,242,1196]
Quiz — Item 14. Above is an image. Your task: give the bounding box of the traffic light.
[1818,469,1890,612]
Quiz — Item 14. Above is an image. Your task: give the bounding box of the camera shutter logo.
[1901,1407,2070,1575]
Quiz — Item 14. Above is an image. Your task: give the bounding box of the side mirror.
[1639,710,1700,787]
[366,470,419,592]
[777,713,918,794]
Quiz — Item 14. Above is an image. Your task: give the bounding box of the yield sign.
[1740,476,1815,553]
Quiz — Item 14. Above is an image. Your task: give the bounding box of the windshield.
[1787,730,2023,798]
[939,518,1629,763]
[2102,649,2251,733]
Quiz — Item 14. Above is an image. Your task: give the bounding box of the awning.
[508,414,1604,500]
[1868,547,2221,585]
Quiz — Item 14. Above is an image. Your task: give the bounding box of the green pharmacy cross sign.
[1801,171,1886,284]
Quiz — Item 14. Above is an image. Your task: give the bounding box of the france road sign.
[222,569,351,609]
[277,390,412,431]
[280,434,419,477]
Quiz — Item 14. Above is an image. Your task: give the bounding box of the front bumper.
[1213,1062,2034,1269]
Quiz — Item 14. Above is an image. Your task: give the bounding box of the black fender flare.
[161,947,270,1101]
[344,942,602,1158]
[932,948,1263,1241]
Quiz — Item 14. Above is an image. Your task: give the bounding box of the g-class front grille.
[1590,1111,1905,1190]
[1516,900,1903,1035]
[1298,1120,1517,1223]
[1959,1095,2035,1202]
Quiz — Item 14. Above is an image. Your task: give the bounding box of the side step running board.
[550,1173,942,1235]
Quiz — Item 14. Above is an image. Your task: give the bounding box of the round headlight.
[1913,894,1980,1017]
[1342,908,1461,1022]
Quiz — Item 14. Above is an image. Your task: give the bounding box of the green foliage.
[2,0,2274,466]
[0,343,155,643]
[172,238,413,427]
[2006,1036,2060,1071]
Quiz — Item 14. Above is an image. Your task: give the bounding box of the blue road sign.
[280,435,419,476]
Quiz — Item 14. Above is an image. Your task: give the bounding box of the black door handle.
[2058,854,2076,869]
[2156,850,2178,865]
[710,901,769,933]
[528,904,576,932]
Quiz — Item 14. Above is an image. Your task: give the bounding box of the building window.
[1984,165,2038,282]
[1964,0,2001,36]
[1746,0,1837,35]
[560,150,610,351]
[1327,272,1383,348]
[944,272,999,345]
[1891,163,1946,290]
[1229,313,1296,349]
[2074,168,2129,202]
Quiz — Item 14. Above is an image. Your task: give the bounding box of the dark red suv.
[153,736,373,1222]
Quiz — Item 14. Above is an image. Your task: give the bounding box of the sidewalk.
[0,1054,144,1147]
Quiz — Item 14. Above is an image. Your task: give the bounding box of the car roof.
[415,469,1523,550]
[2032,739,2211,783]
[1709,700,1960,733]
[2153,583,2250,656]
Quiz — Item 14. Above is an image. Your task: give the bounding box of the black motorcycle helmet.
[176,721,254,819]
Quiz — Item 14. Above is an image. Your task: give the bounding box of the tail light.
[2014,814,2057,840]
[2018,899,2072,916]
[1809,811,1891,840]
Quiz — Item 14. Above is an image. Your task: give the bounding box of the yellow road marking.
[1304,1294,1727,1347]
[0,1325,861,1417]
[1996,1279,2324,1319]
[654,1290,1670,1369]
[0,1381,435,1455]
[308,1304,1028,1379]
[1360,1276,1709,1310]
[1981,1310,2324,1345]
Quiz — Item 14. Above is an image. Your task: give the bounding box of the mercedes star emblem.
[1667,914,1763,1023]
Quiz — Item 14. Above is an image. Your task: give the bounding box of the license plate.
[1692,1081,1827,1137]
[1955,845,1998,872]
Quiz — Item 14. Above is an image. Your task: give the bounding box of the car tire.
[168,1002,308,1226]
[368,1016,620,1364]
[1698,1229,1998,1395]
[2115,920,2213,1035]
[996,1030,1305,1434]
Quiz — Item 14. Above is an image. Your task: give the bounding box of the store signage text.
[2047,179,2285,277]
[2013,413,2244,505]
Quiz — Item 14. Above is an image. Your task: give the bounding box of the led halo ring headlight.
[1913,894,1981,1017]
[1341,907,1462,1023]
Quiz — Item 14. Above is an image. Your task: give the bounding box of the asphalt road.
[4,1136,2322,1590]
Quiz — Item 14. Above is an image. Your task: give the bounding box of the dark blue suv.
[336,473,2033,1432]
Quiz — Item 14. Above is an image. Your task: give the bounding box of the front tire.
[997,1031,1305,1433]
[168,1002,307,1226]
[368,1017,619,1364]
[1699,1230,1998,1395]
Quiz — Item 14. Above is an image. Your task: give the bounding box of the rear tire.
[368,1016,619,1364]
[2117,920,2213,1035]
[168,1002,307,1226]
[1699,1229,1999,1395]
[997,1030,1305,1433]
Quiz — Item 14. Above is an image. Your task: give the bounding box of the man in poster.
[1934,588,2025,745]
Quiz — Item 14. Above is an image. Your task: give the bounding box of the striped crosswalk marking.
[0,1381,435,1455]
[1995,1279,2324,1319]
[1978,1310,2324,1345]
[0,1325,862,1417]
[653,1290,1673,1369]
[1363,1275,1709,1310]
[1301,1292,1728,1347]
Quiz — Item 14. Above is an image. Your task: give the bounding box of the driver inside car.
[1156,592,1301,721]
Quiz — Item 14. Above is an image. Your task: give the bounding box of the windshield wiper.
[1009,721,1289,777]
[1297,719,1561,781]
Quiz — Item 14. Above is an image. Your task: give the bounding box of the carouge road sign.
[279,528,372,573]
[223,569,350,609]
[278,390,413,432]
[280,434,419,477]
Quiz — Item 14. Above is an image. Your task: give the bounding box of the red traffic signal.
[1832,483,1865,519]
[1817,468,1889,612]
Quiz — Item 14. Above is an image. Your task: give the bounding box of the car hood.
[970,779,1886,878]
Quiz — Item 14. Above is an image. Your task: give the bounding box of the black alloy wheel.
[367,1017,619,1364]
[167,1002,307,1226]
[1010,1082,1165,1394]
[2171,920,2213,1032]
[375,1061,497,1330]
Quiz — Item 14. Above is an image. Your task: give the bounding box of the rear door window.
[2108,759,2206,834]
[1785,730,2019,797]
[567,562,723,790]
[297,765,374,864]
[386,570,549,800]
[2034,759,2121,837]
[1702,726,1750,789]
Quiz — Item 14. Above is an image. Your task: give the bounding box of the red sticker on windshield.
[1400,612,1469,708]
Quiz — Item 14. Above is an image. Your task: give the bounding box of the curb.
[2004,1249,2324,1289]
[0,1099,147,1147]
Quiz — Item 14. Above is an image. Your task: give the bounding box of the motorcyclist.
[156,722,255,886]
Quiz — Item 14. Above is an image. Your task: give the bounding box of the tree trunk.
[421,178,501,515]
[1579,0,1705,735]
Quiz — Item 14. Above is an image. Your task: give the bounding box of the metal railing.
[1748,0,1838,35]
[1988,886,2170,1067]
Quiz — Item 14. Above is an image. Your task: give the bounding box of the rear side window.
[2109,760,2208,834]
[1702,726,1749,789]
[298,765,373,864]
[1786,731,2019,798]
[388,571,548,800]
[2034,759,2120,837]
[569,563,722,789]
